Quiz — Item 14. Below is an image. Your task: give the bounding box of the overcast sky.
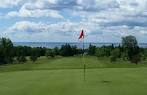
[0,0,147,42]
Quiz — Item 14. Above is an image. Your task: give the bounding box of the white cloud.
[1,0,147,42]
[9,21,47,32]
[117,0,147,11]
[77,0,119,11]
[7,2,63,18]
[3,19,147,42]
[4,20,104,42]
[5,21,75,42]
[0,0,23,8]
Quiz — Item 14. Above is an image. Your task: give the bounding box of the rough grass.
[0,56,147,72]
[0,56,147,95]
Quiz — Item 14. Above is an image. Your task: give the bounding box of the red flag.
[79,30,84,39]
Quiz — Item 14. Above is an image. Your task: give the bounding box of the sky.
[0,0,147,43]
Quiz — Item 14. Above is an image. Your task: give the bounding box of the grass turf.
[0,56,147,95]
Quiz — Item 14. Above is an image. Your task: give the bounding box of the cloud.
[1,0,147,42]
[5,20,105,42]
[25,0,119,12]
[8,21,47,33]
[7,2,63,18]
[5,21,75,42]
[0,0,24,8]
[3,19,147,42]
[77,0,119,11]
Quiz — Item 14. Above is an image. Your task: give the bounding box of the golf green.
[0,68,147,95]
[0,56,147,95]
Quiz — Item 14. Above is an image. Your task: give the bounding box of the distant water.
[13,42,147,48]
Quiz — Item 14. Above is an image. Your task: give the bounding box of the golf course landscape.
[0,56,147,95]
[1,0,147,95]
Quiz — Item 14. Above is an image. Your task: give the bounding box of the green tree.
[16,46,27,63]
[96,48,105,57]
[30,48,39,62]
[46,49,55,58]
[54,47,60,55]
[0,38,14,64]
[72,46,78,55]
[122,36,138,48]
[110,48,120,62]
[88,44,96,55]
[121,51,128,61]
[141,49,147,60]
[122,35,140,64]
[96,45,114,57]
[60,44,74,56]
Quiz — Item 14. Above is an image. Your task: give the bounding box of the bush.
[88,44,96,55]
[54,47,60,55]
[15,46,28,63]
[140,53,146,61]
[46,49,55,58]
[30,56,38,62]
[110,48,120,62]
[30,48,39,62]
[60,44,74,56]
[96,48,105,57]
[131,54,141,64]
[110,56,117,62]
[17,56,27,63]
[121,52,128,61]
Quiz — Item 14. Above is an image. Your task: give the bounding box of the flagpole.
[79,30,86,81]
[83,31,86,81]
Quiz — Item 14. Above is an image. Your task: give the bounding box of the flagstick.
[83,36,86,81]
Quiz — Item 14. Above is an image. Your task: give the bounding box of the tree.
[110,48,120,62]
[0,38,14,64]
[121,51,128,61]
[122,36,138,48]
[30,48,39,62]
[141,48,147,60]
[96,48,105,57]
[46,49,55,58]
[60,44,74,56]
[15,46,27,63]
[88,44,96,55]
[72,45,78,55]
[96,45,114,58]
[122,35,140,64]
[53,47,60,55]
[30,55,38,62]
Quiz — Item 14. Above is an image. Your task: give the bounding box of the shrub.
[110,56,117,62]
[17,56,27,63]
[30,56,38,62]
[131,54,141,64]
[46,49,55,58]
[110,48,120,62]
[30,48,39,62]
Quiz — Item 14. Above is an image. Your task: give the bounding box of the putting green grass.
[0,56,147,95]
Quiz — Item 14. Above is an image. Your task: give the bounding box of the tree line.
[0,38,83,64]
[0,35,147,65]
[89,36,147,64]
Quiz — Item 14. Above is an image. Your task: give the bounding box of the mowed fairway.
[0,56,147,95]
